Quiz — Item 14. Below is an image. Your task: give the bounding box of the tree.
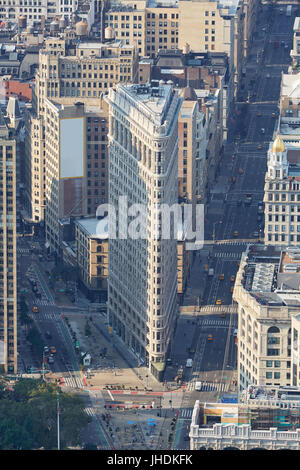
[0,379,91,449]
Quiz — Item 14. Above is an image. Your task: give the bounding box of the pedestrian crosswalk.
[214,252,242,260]
[199,319,238,328]
[199,305,238,313]
[35,298,55,307]
[84,407,96,417]
[186,381,230,393]
[180,408,193,419]
[61,374,85,389]
[17,248,30,254]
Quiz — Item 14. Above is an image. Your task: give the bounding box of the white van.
[186,358,193,368]
[195,381,202,391]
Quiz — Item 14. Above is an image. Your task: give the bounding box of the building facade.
[264,136,300,246]
[0,0,78,22]
[75,217,108,301]
[106,82,181,379]
[190,397,300,450]
[232,244,300,393]
[0,113,17,373]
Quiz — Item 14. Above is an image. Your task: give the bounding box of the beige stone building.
[233,244,300,393]
[25,37,137,234]
[178,0,245,96]
[0,0,78,21]
[106,82,181,379]
[75,217,108,301]
[0,113,17,373]
[105,0,179,57]
[263,135,300,246]
[178,86,207,206]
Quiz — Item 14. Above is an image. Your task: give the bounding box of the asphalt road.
[171,4,295,449]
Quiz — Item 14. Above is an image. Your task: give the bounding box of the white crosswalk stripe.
[84,407,95,417]
[214,252,242,259]
[199,305,238,313]
[199,319,238,327]
[36,298,55,306]
[180,408,193,418]
[187,381,230,393]
[17,248,30,254]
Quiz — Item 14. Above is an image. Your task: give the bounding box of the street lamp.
[57,391,61,450]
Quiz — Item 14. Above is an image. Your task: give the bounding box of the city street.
[14,2,296,451]
[170,3,295,448]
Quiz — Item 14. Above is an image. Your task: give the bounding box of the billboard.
[59,117,85,179]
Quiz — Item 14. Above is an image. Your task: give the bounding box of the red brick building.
[0,79,33,102]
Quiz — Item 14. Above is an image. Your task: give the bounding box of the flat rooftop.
[241,245,300,306]
[119,82,174,124]
[75,216,108,239]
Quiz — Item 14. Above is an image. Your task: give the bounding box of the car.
[252,231,259,238]
[45,331,52,339]
[216,299,222,305]
[230,286,234,294]
[257,144,262,150]
[230,275,235,282]
[32,306,39,313]
[257,111,262,117]
[219,274,225,280]
[238,168,244,175]
[207,334,213,341]
[49,346,56,355]
[195,381,202,391]
[186,358,193,368]
[257,214,263,223]
[266,73,270,78]
[258,204,264,214]
[44,346,50,354]
[261,128,265,134]
[220,312,226,318]
[244,194,252,205]
[48,355,54,364]
[233,231,239,237]
[272,112,276,118]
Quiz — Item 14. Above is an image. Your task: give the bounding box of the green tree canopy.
[0,379,91,449]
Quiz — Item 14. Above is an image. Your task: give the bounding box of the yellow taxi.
[216,299,222,305]
[219,273,225,280]
[233,231,239,237]
[32,306,39,313]
[208,334,213,341]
